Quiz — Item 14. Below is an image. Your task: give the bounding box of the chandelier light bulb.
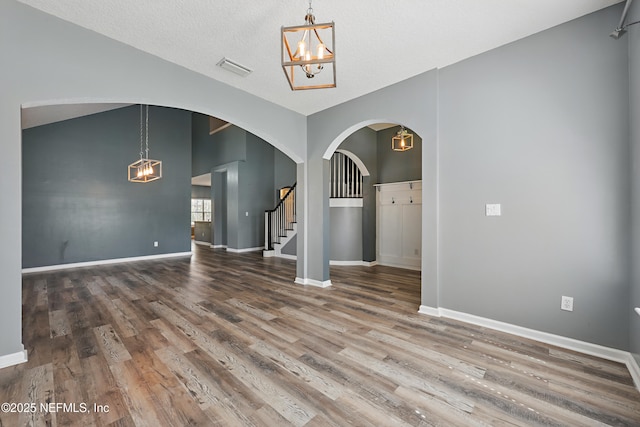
[317,43,325,59]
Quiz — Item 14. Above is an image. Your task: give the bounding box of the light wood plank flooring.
[2,245,639,426]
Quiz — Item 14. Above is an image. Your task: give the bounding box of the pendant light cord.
[139,104,150,160]
[139,105,144,161]
[145,105,149,159]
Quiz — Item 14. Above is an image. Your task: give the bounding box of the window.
[191,199,212,224]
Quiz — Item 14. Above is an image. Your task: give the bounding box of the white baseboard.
[226,246,265,253]
[266,256,374,266]
[418,305,441,317]
[194,240,211,246]
[628,354,640,391]
[295,277,332,288]
[22,252,193,274]
[418,305,639,392]
[210,244,227,249]
[378,260,421,271]
[0,347,27,369]
[330,260,365,266]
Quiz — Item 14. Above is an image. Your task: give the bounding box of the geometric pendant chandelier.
[128,104,162,183]
[281,0,336,90]
[391,126,414,152]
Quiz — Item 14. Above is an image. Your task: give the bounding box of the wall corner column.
[295,157,332,287]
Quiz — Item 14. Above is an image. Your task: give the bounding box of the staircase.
[263,183,296,258]
[263,150,364,260]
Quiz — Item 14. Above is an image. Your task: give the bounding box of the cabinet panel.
[376,181,422,270]
[379,204,402,258]
[402,204,421,260]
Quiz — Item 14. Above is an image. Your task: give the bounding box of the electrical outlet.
[154,241,159,247]
[561,296,573,312]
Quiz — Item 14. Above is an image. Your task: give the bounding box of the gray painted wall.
[193,120,279,250]
[22,105,192,268]
[212,171,227,246]
[629,1,640,367]
[274,150,297,206]
[1,0,305,359]
[330,207,363,261]
[336,127,378,262]
[284,127,378,261]
[439,6,630,349]
[377,126,422,184]
[305,5,632,351]
[192,114,247,175]
[239,133,276,249]
[304,71,439,297]
[224,163,241,250]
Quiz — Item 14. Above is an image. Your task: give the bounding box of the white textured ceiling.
[17,0,622,116]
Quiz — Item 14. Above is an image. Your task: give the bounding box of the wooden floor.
[2,245,639,426]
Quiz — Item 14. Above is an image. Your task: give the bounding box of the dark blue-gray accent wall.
[191,113,296,251]
[22,105,192,268]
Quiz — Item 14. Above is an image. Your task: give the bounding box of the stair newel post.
[275,205,278,243]
[265,211,271,250]
[287,192,292,228]
[277,205,281,243]
[272,208,277,245]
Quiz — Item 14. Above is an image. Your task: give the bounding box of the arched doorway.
[20,102,302,269]
[325,122,423,275]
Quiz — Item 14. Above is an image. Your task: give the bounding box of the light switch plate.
[485,204,501,216]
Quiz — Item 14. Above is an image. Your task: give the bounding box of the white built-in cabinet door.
[376,181,421,270]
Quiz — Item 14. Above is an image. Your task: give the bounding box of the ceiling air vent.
[217,58,252,77]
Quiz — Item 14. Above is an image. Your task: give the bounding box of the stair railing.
[264,183,296,251]
[331,151,363,198]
